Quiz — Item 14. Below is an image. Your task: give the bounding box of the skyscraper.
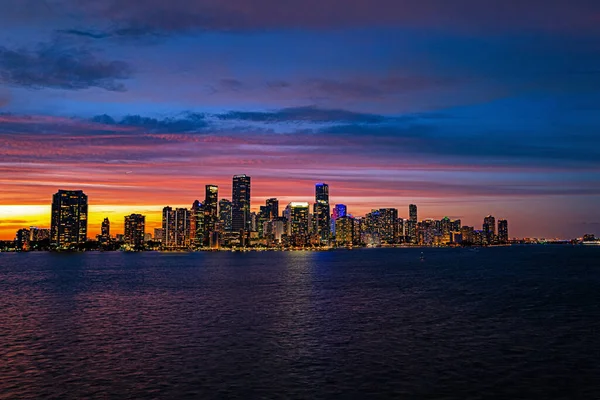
[409,204,417,244]
[218,199,232,232]
[498,219,509,244]
[232,175,251,233]
[50,189,88,247]
[100,218,110,243]
[204,185,218,245]
[265,198,279,219]
[286,202,310,246]
[335,216,354,246]
[483,215,496,244]
[124,214,145,247]
[175,208,191,247]
[314,183,330,244]
[162,206,176,247]
[331,204,347,236]
[191,200,205,247]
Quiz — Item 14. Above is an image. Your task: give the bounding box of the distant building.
[286,202,310,246]
[154,228,164,243]
[265,198,279,219]
[232,175,251,233]
[409,204,417,244]
[124,214,145,247]
[314,183,330,244]
[483,215,496,244]
[218,199,232,232]
[15,228,30,251]
[335,216,354,246]
[100,218,110,243]
[498,219,508,244]
[331,204,347,236]
[204,185,218,246]
[191,200,205,247]
[50,189,88,247]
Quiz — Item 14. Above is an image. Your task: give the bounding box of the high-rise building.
[124,214,145,247]
[265,198,279,219]
[232,175,251,233]
[483,215,496,244]
[162,206,176,247]
[409,204,417,244]
[100,218,110,243]
[331,204,347,236]
[286,202,310,246]
[335,216,354,246]
[191,200,205,247]
[15,228,30,251]
[50,190,88,247]
[218,199,232,232]
[314,183,330,244]
[204,185,218,245]
[498,219,508,244]
[175,208,191,247]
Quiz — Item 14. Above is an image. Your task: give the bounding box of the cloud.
[91,113,208,132]
[0,42,133,91]
[65,0,600,36]
[218,106,386,124]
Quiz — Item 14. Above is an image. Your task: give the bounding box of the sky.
[1,0,599,240]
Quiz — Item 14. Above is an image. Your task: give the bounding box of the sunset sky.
[1,0,599,239]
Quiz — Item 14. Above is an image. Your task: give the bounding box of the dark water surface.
[1,246,599,399]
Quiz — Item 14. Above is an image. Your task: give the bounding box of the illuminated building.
[175,208,191,247]
[232,174,251,233]
[314,183,330,244]
[162,207,176,247]
[353,217,364,245]
[204,185,218,246]
[335,216,354,246]
[483,215,496,244]
[409,204,417,244]
[218,199,232,232]
[50,190,88,247]
[266,198,279,219]
[29,227,50,242]
[397,218,405,243]
[124,214,145,247]
[154,228,163,243]
[191,200,205,247]
[286,202,310,246]
[15,228,30,251]
[461,226,474,244]
[331,204,347,236]
[100,218,110,243]
[364,208,398,244]
[498,219,508,244]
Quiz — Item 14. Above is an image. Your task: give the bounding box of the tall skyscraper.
[498,219,508,244]
[50,189,88,247]
[265,198,279,219]
[162,206,176,247]
[314,183,330,244]
[331,203,347,236]
[286,202,310,246]
[483,215,496,244]
[191,200,205,247]
[175,208,191,247]
[100,218,110,243]
[218,199,232,232]
[409,204,418,244]
[204,185,218,245]
[124,214,145,247]
[232,175,251,233]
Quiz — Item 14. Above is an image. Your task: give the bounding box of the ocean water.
[0,246,599,399]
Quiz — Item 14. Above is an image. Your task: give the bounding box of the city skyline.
[1,1,599,240]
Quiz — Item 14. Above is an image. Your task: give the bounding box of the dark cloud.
[218,106,386,124]
[58,29,111,39]
[0,42,133,91]
[63,0,600,36]
[92,113,208,132]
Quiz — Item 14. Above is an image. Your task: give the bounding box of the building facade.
[50,190,88,247]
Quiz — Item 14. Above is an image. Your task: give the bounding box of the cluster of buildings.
[10,175,512,250]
